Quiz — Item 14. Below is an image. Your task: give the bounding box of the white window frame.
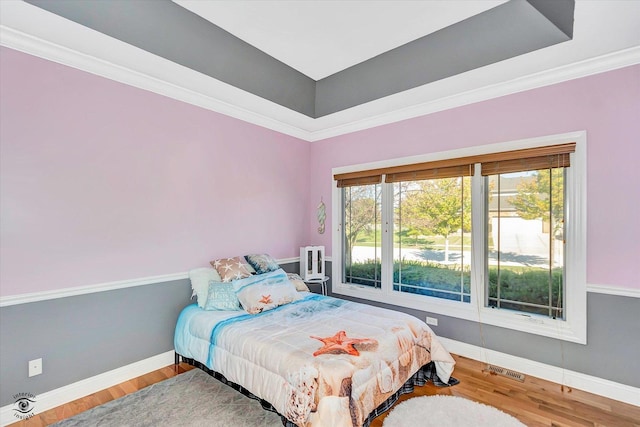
[332,131,587,344]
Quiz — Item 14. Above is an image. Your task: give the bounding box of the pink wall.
[0,47,310,297]
[2,45,638,296]
[309,65,640,290]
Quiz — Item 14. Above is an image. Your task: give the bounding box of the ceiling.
[174,1,508,81]
[1,1,639,141]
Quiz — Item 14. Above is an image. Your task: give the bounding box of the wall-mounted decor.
[317,198,326,234]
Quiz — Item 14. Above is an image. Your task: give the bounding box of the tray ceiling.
[1,0,639,141]
[175,1,508,81]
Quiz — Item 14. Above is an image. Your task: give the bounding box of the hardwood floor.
[8,355,639,426]
[370,355,640,427]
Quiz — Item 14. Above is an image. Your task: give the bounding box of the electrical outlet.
[426,316,438,326]
[28,358,42,377]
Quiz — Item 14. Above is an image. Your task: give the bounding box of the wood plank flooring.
[370,355,640,427]
[8,355,639,426]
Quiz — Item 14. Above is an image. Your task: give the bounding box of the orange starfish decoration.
[310,330,377,357]
[259,294,272,304]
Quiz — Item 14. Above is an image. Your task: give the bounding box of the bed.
[174,267,456,427]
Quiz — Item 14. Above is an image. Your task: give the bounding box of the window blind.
[385,164,474,182]
[335,175,382,188]
[480,145,574,175]
[333,143,575,185]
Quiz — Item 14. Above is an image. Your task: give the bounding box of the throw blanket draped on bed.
[175,294,455,427]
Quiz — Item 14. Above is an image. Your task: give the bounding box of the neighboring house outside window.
[332,131,587,343]
[485,169,566,319]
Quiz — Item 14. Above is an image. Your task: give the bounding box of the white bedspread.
[174,294,455,427]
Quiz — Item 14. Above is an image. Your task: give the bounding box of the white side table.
[304,276,330,296]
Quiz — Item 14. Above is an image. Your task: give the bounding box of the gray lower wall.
[0,279,192,406]
[0,262,304,407]
[1,260,636,407]
[324,259,640,389]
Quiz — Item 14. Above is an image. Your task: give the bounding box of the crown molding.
[305,46,640,141]
[0,24,312,141]
[1,19,639,142]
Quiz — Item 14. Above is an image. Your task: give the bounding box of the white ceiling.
[1,0,639,141]
[174,0,507,80]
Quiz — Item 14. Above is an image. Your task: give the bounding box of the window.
[342,183,382,288]
[485,169,566,318]
[392,177,472,303]
[332,132,587,343]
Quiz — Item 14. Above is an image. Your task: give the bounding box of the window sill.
[333,283,586,344]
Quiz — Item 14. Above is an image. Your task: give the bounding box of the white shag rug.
[382,395,525,427]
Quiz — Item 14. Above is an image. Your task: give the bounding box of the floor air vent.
[486,364,526,382]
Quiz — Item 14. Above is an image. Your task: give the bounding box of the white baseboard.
[440,337,640,407]
[0,351,175,426]
[1,342,637,426]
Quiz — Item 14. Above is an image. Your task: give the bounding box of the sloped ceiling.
[1,0,639,141]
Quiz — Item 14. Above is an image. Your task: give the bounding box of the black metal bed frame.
[175,352,456,427]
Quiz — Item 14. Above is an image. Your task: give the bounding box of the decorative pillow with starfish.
[210,256,253,282]
[232,268,301,314]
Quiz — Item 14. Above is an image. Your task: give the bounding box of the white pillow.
[189,267,222,308]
